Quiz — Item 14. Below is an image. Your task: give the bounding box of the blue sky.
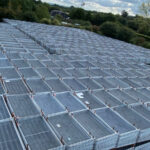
[42,0,144,15]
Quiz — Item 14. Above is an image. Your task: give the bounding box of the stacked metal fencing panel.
[0,19,150,149]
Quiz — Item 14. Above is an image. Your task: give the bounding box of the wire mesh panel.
[48,113,93,150]
[11,60,29,68]
[56,92,86,112]
[0,96,10,120]
[4,79,29,95]
[79,78,103,90]
[0,81,5,95]
[19,68,39,79]
[0,59,12,68]
[106,77,130,88]
[75,91,106,109]
[7,94,39,118]
[93,78,116,89]
[136,88,150,98]
[114,105,150,143]
[131,104,150,121]
[26,79,50,93]
[36,68,57,79]
[108,89,138,105]
[0,120,25,150]
[46,79,70,93]
[95,108,139,148]
[73,110,118,150]
[27,60,45,68]
[93,90,122,107]
[0,68,20,80]
[33,93,65,116]
[123,88,150,103]
[18,116,64,150]
[52,69,71,78]
[63,78,86,91]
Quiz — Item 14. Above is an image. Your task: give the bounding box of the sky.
[42,0,145,16]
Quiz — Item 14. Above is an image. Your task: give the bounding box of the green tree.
[70,8,85,20]
[22,11,38,22]
[118,26,134,42]
[35,4,50,20]
[100,21,120,38]
[121,10,128,17]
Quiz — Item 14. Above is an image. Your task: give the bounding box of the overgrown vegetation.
[1,0,150,49]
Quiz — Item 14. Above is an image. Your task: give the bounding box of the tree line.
[0,0,150,49]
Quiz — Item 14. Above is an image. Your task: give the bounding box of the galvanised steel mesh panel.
[0,51,6,59]
[4,79,29,95]
[79,78,102,90]
[137,88,150,98]
[93,78,116,89]
[63,78,86,91]
[73,110,118,150]
[34,53,49,60]
[42,60,58,68]
[0,59,12,68]
[46,79,70,92]
[123,88,150,103]
[65,68,87,78]
[56,92,86,112]
[0,120,24,150]
[75,91,106,109]
[106,77,130,88]
[26,79,50,93]
[52,69,71,78]
[19,116,63,150]
[0,68,20,80]
[36,68,57,79]
[19,53,35,60]
[119,78,141,88]
[131,104,150,121]
[33,93,65,116]
[93,90,122,107]
[6,52,21,59]
[11,60,29,68]
[48,113,93,150]
[95,108,139,148]
[114,105,150,143]
[0,81,5,95]
[27,60,45,68]
[90,68,110,77]
[108,89,138,105]
[56,61,73,69]
[7,94,39,118]
[18,68,40,79]
[0,96,10,120]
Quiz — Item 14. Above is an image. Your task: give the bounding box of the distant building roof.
[51,10,69,19]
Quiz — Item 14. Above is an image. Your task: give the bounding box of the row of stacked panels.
[5,19,150,58]
[0,21,150,149]
[2,92,150,150]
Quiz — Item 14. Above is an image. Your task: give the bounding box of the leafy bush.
[118,26,135,42]
[70,8,85,20]
[100,21,120,38]
[40,18,51,24]
[100,21,135,42]
[51,19,61,25]
[22,11,37,22]
[128,20,139,31]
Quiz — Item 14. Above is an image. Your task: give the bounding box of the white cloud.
[42,0,143,15]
